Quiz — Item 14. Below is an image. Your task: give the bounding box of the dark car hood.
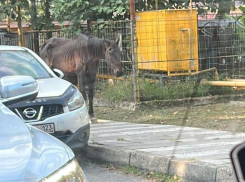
[0,102,74,182]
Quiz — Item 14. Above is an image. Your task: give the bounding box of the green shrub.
[97,79,239,102]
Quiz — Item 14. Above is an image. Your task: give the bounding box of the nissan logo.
[23,108,37,119]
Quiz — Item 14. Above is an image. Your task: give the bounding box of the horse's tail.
[40,39,55,68]
[40,38,56,59]
[40,41,47,51]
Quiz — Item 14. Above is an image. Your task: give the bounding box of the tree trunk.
[7,15,10,32]
[216,0,231,19]
[31,0,40,55]
[44,0,52,39]
[5,0,10,32]
[16,5,23,46]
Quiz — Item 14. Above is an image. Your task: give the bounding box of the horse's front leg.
[77,71,87,102]
[88,77,97,124]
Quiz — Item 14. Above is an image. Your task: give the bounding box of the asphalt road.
[75,150,152,182]
[80,161,153,182]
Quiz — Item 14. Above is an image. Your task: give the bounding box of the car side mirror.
[0,76,38,105]
[230,141,245,182]
[53,68,64,78]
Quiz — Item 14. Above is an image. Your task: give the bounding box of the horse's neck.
[89,39,106,60]
[95,53,105,61]
[101,50,106,60]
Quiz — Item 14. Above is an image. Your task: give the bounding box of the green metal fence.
[3,16,245,103]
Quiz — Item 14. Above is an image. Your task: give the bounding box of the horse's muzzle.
[116,70,123,77]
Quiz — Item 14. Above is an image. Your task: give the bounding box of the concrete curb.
[86,144,236,182]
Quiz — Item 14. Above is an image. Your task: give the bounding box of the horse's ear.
[115,37,120,46]
[104,39,111,48]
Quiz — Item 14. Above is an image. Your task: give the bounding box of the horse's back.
[41,37,69,52]
[40,37,71,66]
[42,37,81,75]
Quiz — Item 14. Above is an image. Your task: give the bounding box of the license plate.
[34,124,55,134]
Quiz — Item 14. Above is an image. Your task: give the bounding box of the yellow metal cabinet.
[135,9,199,76]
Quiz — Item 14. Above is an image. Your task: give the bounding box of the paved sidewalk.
[86,120,245,182]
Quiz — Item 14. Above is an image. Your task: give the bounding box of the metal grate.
[13,104,64,122]
[41,105,64,120]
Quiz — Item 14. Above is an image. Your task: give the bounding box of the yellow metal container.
[135,9,199,76]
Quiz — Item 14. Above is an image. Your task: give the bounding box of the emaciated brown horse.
[40,33,123,123]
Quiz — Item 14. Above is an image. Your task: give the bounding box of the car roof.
[0,45,27,51]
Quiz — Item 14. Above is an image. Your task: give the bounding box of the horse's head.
[104,39,123,77]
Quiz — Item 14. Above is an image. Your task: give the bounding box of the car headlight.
[40,159,88,182]
[68,89,85,111]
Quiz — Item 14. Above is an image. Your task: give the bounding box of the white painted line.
[166,149,231,158]
[200,159,231,165]
[137,141,239,152]
[92,127,199,137]
[91,125,179,133]
[91,123,177,130]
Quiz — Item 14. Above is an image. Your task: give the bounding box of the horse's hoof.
[90,117,98,124]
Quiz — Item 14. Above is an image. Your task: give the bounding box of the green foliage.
[51,0,91,33]
[30,0,53,30]
[51,0,234,33]
[98,79,236,102]
[52,0,130,33]
[240,6,245,13]
[0,0,53,31]
[0,0,235,33]
[0,0,29,20]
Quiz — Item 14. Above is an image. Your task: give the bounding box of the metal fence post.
[131,19,140,103]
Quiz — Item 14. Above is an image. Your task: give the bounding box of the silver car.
[0,45,90,149]
[0,75,88,182]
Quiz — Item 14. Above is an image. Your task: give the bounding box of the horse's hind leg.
[62,74,69,83]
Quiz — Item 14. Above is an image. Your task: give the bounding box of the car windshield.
[0,50,52,79]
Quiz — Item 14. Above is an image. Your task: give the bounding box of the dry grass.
[94,101,245,132]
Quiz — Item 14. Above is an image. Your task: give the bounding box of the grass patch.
[123,166,142,176]
[97,79,237,102]
[91,140,104,145]
[97,80,133,102]
[123,166,181,182]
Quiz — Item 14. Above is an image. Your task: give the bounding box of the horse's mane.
[74,33,105,58]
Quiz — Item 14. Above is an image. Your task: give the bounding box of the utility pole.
[189,0,194,73]
[130,0,140,103]
[130,0,135,20]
